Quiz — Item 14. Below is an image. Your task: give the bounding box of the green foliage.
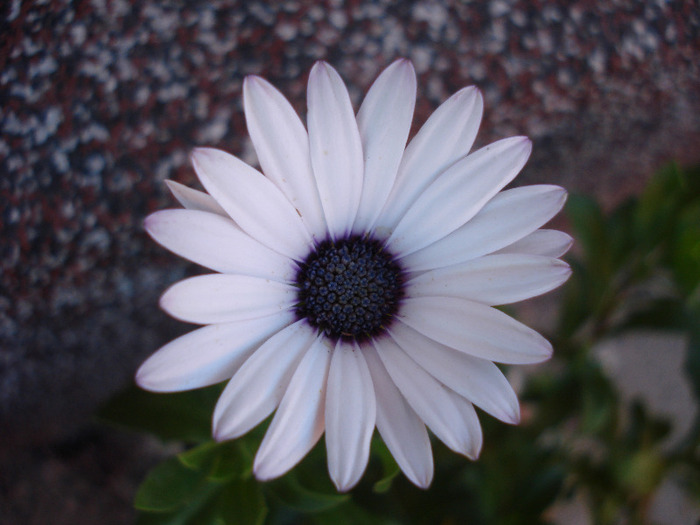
[98,384,221,442]
[99,163,700,524]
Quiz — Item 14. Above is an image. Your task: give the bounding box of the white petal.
[160,274,296,325]
[373,337,482,459]
[244,76,327,239]
[363,346,433,488]
[402,185,567,271]
[213,320,316,441]
[191,147,313,261]
[165,179,228,217]
[325,341,376,492]
[254,336,332,481]
[494,229,574,258]
[373,86,483,235]
[307,61,364,238]
[398,296,552,364]
[144,209,295,280]
[389,323,520,424]
[387,137,532,256]
[406,254,572,305]
[135,313,294,392]
[353,59,416,233]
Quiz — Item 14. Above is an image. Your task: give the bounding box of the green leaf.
[566,194,609,269]
[371,439,401,493]
[510,465,565,517]
[312,501,395,525]
[178,440,254,484]
[135,460,266,525]
[209,441,254,482]
[134,456,210,512]
[97,383,222,442]
[557,258,595,338]
[135,482,222,525]
[684,310,700,403]
[267,474,349,513]
[670,202,700,297]
[613,298,687,333]
[178,441,221,472]
[607,197,638,266]
[636,163,685,239]
[215,478,268,525]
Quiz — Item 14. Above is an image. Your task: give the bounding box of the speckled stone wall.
[1,0,699,460]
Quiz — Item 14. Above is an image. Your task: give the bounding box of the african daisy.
[136,59,572,491]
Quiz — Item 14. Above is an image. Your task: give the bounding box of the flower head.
[137,60,572,491]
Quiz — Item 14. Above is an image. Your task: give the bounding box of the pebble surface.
[0,1,699,521]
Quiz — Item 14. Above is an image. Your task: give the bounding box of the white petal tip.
[460,84,480,96]
[393,57,415,72]
[190,147,220,167]
[190,146,206,159]
[142,213,156,234]
[310,61,341,83]
[451,85,482,106]
[562,263,573,278]
[501,405,522,425]
[212,430,229,443]
[511,410,522,425]
[499,135,532,154]
[243,75,269,94]
[562,234,575,254]
[412,476,433,490]
[212,417,245,443]
[133,366,167,393]
[534,345,554,363]
[252,463,279,483]
[142,210,169,236]
[467,445,482,461]
[518,136,533,149]
[243,74,258,86]
[332,478,358,493]
[529,339,554,362]
[157,292,172,314]
[133,368,149,390]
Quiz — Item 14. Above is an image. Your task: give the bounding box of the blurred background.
[1,1,699,523]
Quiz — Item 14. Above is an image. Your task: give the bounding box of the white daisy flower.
[136,59,572,492]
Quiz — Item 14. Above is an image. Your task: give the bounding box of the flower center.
[294,235,405,342]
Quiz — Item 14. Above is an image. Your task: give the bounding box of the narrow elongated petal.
[402,185,567,271]
[254,337,332,481]
[407,254,572,306]
[307,62,364,238]
[388,137,532,256]
[165,179,228,217]
[373,86,483,235]
[364,346,433,488]
[160,274,296,325]
[145,209,295,280]
[191,147,313,260]
[244,76,326,239]
[135,312,294,392]
[325,342,377,492]
[213,320,316,441]
[399,296,552,364]
[389,323,520,424]
[353,59,416,233]
[374,337,482,459]
[494,229,574,258]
